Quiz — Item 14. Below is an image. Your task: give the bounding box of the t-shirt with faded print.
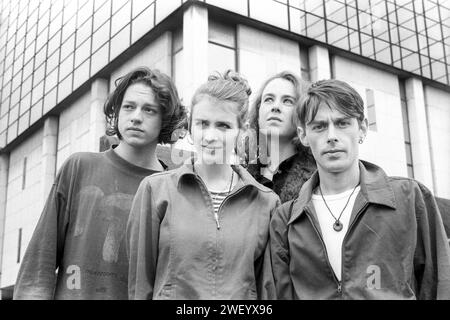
[14,148,161,299]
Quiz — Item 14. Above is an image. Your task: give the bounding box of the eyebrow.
[122,100,159,108]
[307,116,352,125]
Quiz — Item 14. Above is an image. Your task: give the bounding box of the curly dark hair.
[104,67,187,144]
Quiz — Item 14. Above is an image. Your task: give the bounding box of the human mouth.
[267,116,282,122]
[127,127,144,133]
[323,149,345,155]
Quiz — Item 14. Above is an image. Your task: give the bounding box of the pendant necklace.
[318,183,360,232]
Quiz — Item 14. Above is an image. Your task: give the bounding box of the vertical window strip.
[399,80,414,178]
[365,88,377,131]
[17,228,22,263]
[22,156,27,189]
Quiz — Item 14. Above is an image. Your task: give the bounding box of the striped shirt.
[210,191,229,214]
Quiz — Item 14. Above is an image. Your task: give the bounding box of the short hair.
[104,67,187,144]
[296,79,365,129]
[190,70,252,129]
[248,71,310,153]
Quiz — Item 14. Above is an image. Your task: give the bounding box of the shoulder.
[139,167,181,189]
[388,176,432,196]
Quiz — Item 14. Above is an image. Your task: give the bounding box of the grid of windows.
[202,0,449,87]
[0,0,182,148]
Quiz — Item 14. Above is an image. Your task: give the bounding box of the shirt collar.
[288,160,397,225]
[175,158,272,193]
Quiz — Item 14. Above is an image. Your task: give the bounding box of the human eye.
[283,98,295,106]
[121,104,134,111]
[143,106,158,115]
[263,96,274,103]
[337,119,351,128]
[217,122,231,130]
[311,123,325,131]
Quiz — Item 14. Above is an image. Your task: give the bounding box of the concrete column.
[42,117,59,200]
[0,154,9,298]
[309,45,331,82]
[89,78,109,152]
[182,4,208,106]
[405,78,434,192]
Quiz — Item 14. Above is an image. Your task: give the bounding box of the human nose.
[203,127,219,143]
[130,108,143,123]
[270,100,281,113]
[327,123,338,144]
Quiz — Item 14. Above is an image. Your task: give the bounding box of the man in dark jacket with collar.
[269,79,450,299]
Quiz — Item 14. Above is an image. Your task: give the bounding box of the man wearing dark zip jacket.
[269,79,450,299]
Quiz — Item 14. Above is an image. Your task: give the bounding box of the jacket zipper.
[305,208,342,295]
[339,202,369,294]
[213,186,248,230]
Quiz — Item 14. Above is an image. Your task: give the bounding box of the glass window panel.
[405,143,413,164]
[402,52,420,72]
[34,46,47,68]
[77,1,93,27]
[93,0,111,31]
[361,34,374,57]
[49,12,62,38]
[421,61,431,78]
[45,68,58,93]
[38,10,50,35]
[155,0,183,24]
[43,87,57,115]
[73,59,90,88]
[416,14,426,33]
[93,21,110,52]
[327,22,349,49]
[60,34,75,61]
[249,0,288,30]
[132,0,152,18]
[10,87,20,107]
[9,104,19,124]
[0,116,7,132]
[95,0,109,12]
[372,18,389,41]
[375,45,391,65]
[21,74,32,96]
[401,33,418,51]
[75,38,91,67]
[36,28,48,52]
[20,92,31,114]
[209,20,235,48]
[63,1,77,24]
[349,31,360,53]
[91,42,109,75]
[110,24,130,60]
[398,26,415,42]
[51,0,64,17]
[7,121,17,143]
[18,111,29,135]
[426,21,442,41]
[76,17,92,46]
[62,15,76,40]
[13,52,23,75]
[358,11,372,34]
[326,1,347,25]
[12,71,22,92]
[31,81,44,105]
[29,100,43,125]
[112,0,128,14]
[59,53,74,80]
[208,43,235,75]
[46,49,60,73]
[397,7,413,24]
[111,1,131,36]
[25,24,36,48]
[57,74,73,103]
[302,1,324,16]
[131,3,154,43]
[48,30,61,55]
[16,22,26,41]
[347,7,358,29]
[305,13,326,42]
[431,60,446,80]
[429,41,444,60]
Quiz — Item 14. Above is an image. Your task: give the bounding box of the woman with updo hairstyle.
[126,70,280,300]
[247,71,316,203]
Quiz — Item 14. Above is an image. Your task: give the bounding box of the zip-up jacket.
[270,160,450,299]
[126,163,280,299]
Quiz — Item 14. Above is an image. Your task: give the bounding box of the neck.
[267,136,296,170]
[194,162,234,190]
[114,141,163,171]
[318,161,360,195]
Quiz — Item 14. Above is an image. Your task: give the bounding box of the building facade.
[0,0,449,298]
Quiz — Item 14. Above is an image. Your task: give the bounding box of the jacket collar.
[175,159,272,193]
[288,160,397,225]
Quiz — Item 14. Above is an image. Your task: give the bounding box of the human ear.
[297,126,309,147]
[359,118,368,142]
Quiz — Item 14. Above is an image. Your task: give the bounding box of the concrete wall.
[332,55,408,177]
[425,86,450,198]
[237,24,302,107]
[1,129,44,287]
[56,91,91,170]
